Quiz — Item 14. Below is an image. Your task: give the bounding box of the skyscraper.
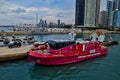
[75,0,85,26]
[113,11,120,27]
[106,0,113,26]
[84,0,100,27]
[75,0,100,27]
[58,19,60,26]
[113,0,120,10]
[99,10,107,26]
[112,0,120,27]
[39,18,43,27]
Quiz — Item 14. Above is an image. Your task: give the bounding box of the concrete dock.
[0,45,32,61]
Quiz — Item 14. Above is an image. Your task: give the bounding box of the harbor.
[0,33,70,62]
[0,0,120,79]
[0,33,120,80]
[0,28,119,62]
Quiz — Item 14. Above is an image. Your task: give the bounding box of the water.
[0,34,120,80]
[0,26,13,32]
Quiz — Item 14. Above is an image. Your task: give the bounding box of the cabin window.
[47,41,75,49]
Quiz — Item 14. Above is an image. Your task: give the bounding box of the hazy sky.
[0,0,107,25]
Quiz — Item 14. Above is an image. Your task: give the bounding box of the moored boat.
[103,41,119,46]
[28,39,108,65]
[23,35,36,44]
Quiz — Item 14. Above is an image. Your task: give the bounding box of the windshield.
[47,40,75,49]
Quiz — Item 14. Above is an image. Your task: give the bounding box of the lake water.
[0,34,120,80]
[0,26,13,32]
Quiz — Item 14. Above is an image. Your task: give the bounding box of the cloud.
[0,0,75,25]
[11,8,26,14]
[0,0,106,25]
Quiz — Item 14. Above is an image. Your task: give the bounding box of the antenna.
[69,19,76,41]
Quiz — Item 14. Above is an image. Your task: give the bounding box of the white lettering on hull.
[78,53,101,59]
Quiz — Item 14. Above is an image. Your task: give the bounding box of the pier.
[0,45,32,61]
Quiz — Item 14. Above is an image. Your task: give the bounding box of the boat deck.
[0,45,32,61]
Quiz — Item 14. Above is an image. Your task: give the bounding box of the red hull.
[28,46,108,65]
[28,41,108,65]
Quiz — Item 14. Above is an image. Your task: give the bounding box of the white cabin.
[90,30,107,42]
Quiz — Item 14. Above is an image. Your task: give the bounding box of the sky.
[0,0,107,25]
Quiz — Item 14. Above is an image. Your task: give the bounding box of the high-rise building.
[113,11,120,27]
[75,0,100,27]
[58,19,60,26]
[75,0,85,25]
[106,0,113,26]
[39,19,47,27]
[84,0,100,27]
[112,0,120,27]
[39,18,43,27]
[113,0,120,10]
[99,10,107,26]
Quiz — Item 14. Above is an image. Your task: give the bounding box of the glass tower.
[113,0,120,27]
[113,0,120,10]
[75,0,85,26]
[106,0,113,26]
[113,11,120,27]
[99,10,107,26]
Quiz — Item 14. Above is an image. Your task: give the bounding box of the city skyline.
[0,0,106,25]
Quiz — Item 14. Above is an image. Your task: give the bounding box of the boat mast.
[36,13,38,27]
[69,25,76,41]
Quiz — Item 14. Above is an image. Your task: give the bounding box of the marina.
[0,33,120,80]
[0,26,119,62]
[0,33,70,62]
[0,29,119,62]
[0,0,120,79]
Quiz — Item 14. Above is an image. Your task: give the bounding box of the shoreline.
[0,31,120,36]
[0,31,31,36]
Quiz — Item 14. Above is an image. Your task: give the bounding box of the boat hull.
[28,49,108,65]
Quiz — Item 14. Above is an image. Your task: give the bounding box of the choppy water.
[0,34,120,80]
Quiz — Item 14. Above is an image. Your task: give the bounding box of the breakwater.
[0,31,31,36]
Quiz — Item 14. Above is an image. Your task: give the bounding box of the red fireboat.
[28,39,108,65]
